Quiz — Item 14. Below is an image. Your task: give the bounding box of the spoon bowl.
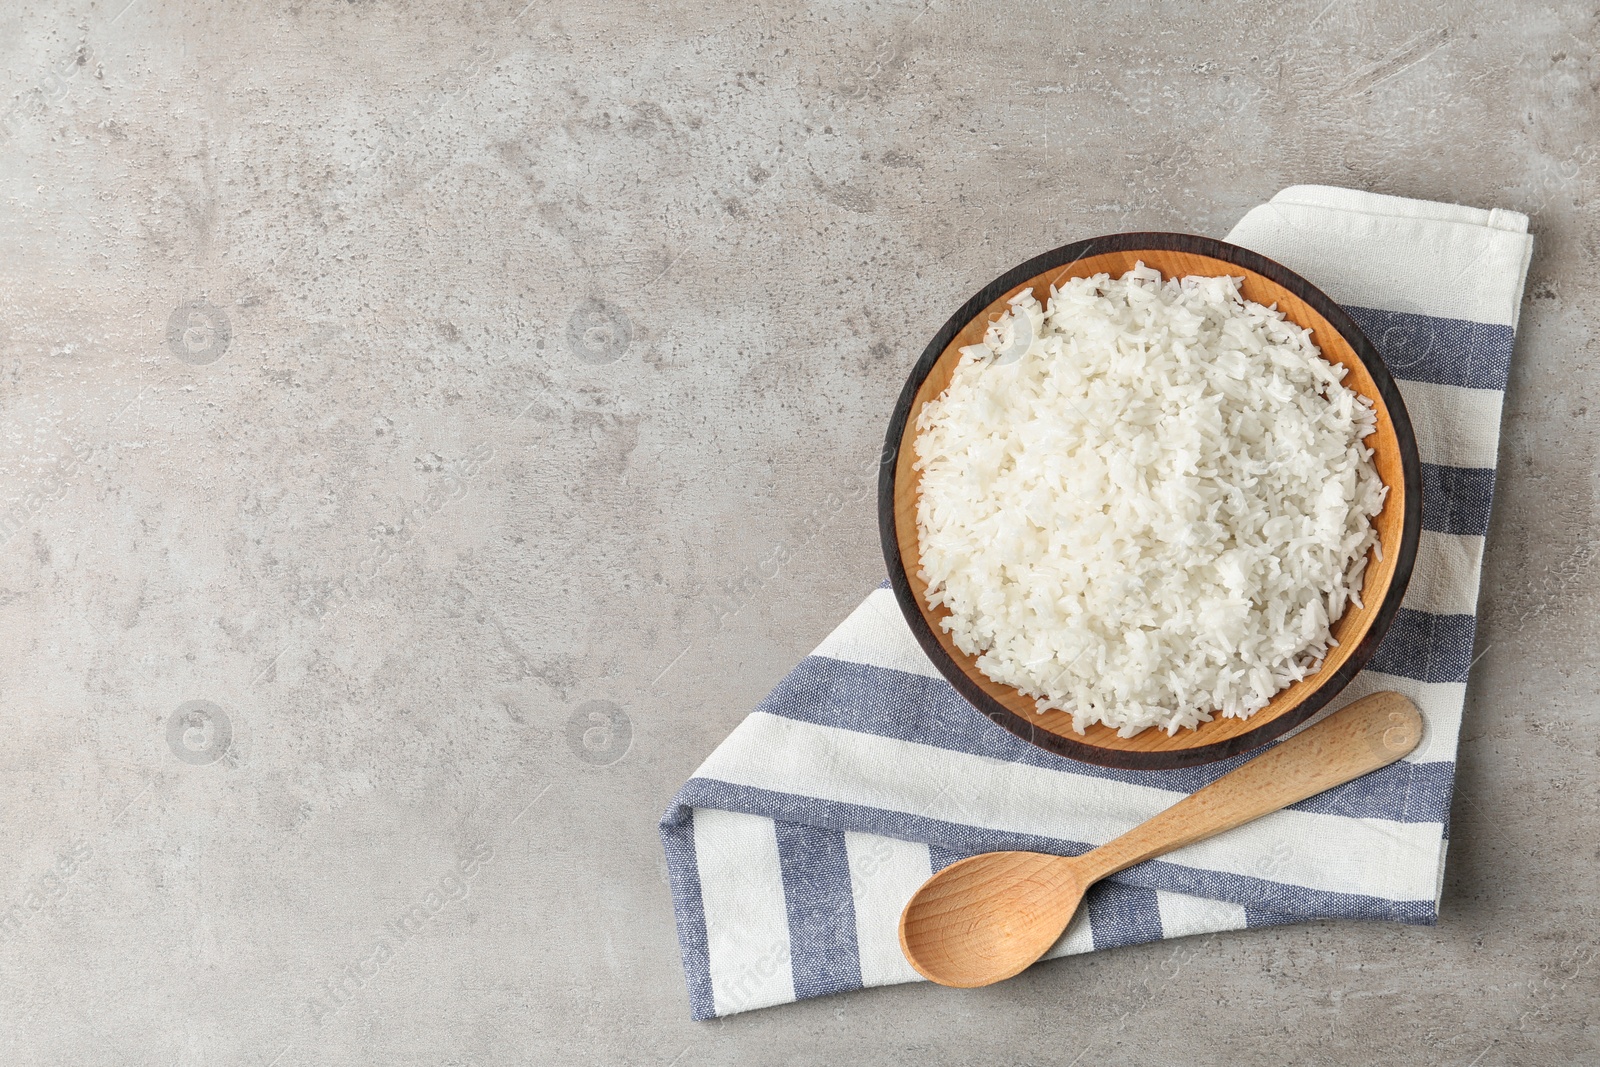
[898,851,1086,987]
[898,692,1424,987]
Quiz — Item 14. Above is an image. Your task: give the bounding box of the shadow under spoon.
[898,690,1424,988]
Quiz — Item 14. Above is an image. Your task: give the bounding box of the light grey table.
[1,1,1595,1063]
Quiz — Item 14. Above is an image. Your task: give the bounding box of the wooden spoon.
[899,691,1423,988]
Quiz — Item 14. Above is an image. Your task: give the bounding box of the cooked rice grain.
[914,263,1385,737]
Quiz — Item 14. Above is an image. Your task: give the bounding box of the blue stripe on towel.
[1130,858,1437,925]
[1088,882,1165,949]
[1243,905,1319,930]
[1367,608,1478,684]
[658,811,717,1020]
[763,655,1456,824]
[1345,306,1514,391]
[1295,756,1451,823]
[773,824,863,1001]
[1421,463,1496,537]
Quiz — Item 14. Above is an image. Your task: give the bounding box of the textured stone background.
[1,0,1596,1063]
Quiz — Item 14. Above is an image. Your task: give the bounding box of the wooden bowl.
[879,233,1422,770]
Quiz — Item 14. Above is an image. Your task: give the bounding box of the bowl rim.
[877,231,1424,770]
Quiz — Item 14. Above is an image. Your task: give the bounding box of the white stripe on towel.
[1403,379,1504,470]
[698,713,1442,901]
[844,832,932,987]
[695,809,795,1016]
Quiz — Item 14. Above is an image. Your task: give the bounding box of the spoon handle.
[1074,692,1423,884]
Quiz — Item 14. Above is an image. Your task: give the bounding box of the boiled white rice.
[913,263,1386,737]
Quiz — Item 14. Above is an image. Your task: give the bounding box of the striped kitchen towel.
[660,186,1533,1020]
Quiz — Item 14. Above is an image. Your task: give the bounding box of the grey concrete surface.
[0,0,1596,1063]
